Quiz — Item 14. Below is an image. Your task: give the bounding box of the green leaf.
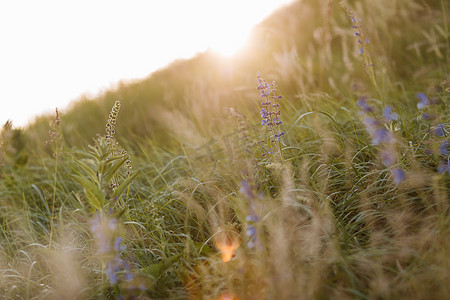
[71,157,97,183]
[103,156,128,184]
[113,170,140,199]
[192,241,212,256]
[71,174,105,210]
[141,254,181,280]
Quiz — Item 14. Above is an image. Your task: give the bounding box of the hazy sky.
[0,0,293,127]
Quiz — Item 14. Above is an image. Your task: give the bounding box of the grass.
[1,0,449,299]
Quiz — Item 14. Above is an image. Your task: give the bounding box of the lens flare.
[214,225,240,262]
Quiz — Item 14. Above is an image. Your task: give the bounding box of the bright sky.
[0,0,293,127]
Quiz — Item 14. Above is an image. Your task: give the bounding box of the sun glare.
[204,1,291,56]
[214,225,241,262]
[0,0,293,126]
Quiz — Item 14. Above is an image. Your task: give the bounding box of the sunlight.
[0,0,293,126]
[204,1,291,56]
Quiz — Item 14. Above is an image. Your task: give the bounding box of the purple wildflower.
[422,113,431,120]
[438,160,450,174]
[256,73,284,157]
[391,168,405,184]
[106,262,119,285]
[440,140,449,156]
[90,214,134,287]
[363,117,379,129]
[372,128,392,145]
[246,215,259,249]
[246,226,257,237]
[363,117,394,145]
[357,98,374,113]
[416,92,429,109]
[114,236,125,252]
[383,105,398,121]
[435,124,445,137]
[240,181,255,199]
[246,214,259,223]
[260,109,268,119]
[381,150,396,166]
[90,215,118,254]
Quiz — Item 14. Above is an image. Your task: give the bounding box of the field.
[1,0,449,299]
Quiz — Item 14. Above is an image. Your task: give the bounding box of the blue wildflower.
[422,113,431,120]
[357,98,374,113]
[435,124,445,137]
[246,218,259,249]
[372,128,392,145]
[381,150,396,166]
[240,181,255,199]
[114,236,125,252]
[416,92,429,109]
[440,140,449,156]
[359,47,364,54]
[260,109,268,118]
[363,117,379,129]
[256,72,284,157]
[438,160,450,174]
[383,105,398,121]
[392,168,405,184]
[246,226,257,237]
[106,262,119,285]
[246,214,259,223]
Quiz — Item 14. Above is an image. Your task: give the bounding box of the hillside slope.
[1,0,449,298]
[21,0,448,155]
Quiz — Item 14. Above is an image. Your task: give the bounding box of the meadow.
[1,0,449,299]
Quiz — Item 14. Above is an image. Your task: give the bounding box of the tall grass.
[1,0,449,299]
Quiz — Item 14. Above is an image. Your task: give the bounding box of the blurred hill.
[17,0,449,156]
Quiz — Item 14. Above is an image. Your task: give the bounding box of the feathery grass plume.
[256,72,285,162]
[46,108,63,156]
[227,107,254,159]
[46,108,64,247]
